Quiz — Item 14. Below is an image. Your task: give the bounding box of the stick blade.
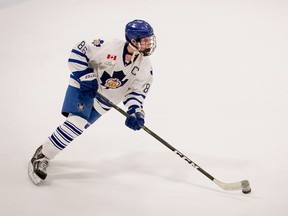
[213,179,251,194]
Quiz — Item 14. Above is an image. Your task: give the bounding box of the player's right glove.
[125,105,145,131]
[77,73,98,98]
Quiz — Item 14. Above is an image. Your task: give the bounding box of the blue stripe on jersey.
[64,121,83,136]
[56,126,73,142]
[123,97,143,106]
[125,92,146,99]
[101,106,111,111]
[96,95,112,107]
[70,68,94,80]
[68,58,88,66]
[71,49,89,62]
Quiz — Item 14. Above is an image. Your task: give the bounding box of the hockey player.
[28,19,157,184]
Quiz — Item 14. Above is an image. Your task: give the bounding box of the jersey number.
[143,84,150,93]
[78,41,87,54]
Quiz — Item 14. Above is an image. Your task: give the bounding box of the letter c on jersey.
[131,66,139,75]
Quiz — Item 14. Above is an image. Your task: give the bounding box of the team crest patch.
[92,39,104,47]
[105,78,121,89]
[100,70,128,89]
[77,103,85,111]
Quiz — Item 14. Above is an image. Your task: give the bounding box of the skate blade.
[28,162,43,185]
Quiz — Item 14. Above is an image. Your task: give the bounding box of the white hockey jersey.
[67,38,153,115]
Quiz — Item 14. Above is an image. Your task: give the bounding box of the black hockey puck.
[242,187,251,194]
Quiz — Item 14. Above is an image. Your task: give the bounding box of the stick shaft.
[142,125,215,181]
[97,92,246,191]
[97,93,215,178]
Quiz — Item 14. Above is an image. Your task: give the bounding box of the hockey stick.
[96,92,251,194]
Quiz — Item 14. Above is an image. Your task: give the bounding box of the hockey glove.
[125,105,145,131]
[78,73,98,98]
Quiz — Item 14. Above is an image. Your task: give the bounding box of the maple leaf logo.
[100,71,128,89]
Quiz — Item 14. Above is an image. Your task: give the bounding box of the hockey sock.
[42,115,87,159]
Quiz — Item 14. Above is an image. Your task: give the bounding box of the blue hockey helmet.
[125,19,154,42]
[125,19,156,56]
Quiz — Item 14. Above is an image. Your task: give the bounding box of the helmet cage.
[130,35,157,56]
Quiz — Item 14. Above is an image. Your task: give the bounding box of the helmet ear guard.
[130,38,138,46]
[130,38,142,52]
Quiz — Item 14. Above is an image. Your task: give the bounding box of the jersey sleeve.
[68,39,103,80]
[122,59,153,110]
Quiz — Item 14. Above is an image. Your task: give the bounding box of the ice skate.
[28,146,49,185]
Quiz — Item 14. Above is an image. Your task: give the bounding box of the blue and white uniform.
[28,20,157,185]
[65,38,153,119]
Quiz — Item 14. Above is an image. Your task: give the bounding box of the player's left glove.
[78,73,98,98]
[125,105,145,131]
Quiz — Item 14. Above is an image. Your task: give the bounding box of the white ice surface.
[1,0,288,215]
